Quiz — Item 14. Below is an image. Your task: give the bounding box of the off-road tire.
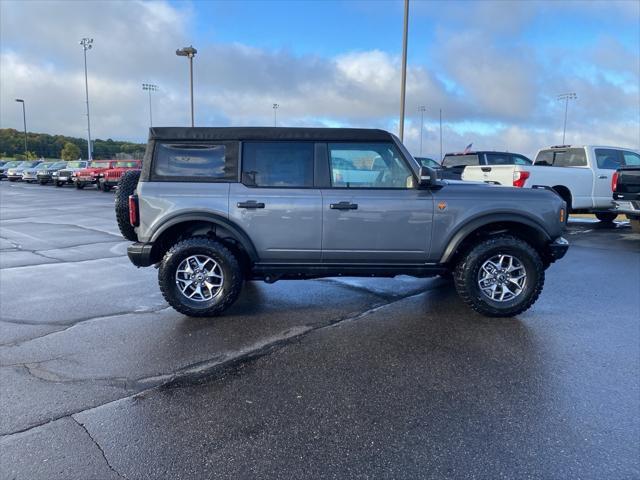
[115,170,140,241]
[595,212,617,223]
[454,235,545,318]
[75,182,85,189]
[158,236,243,317]
[39,180,48,185]
[101,182,112,192]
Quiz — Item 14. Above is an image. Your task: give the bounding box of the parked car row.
[0,159,141,191]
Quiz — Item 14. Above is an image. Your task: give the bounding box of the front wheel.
[595,212,617,223]
[158,236,243,317]
[454,235,545,317]
[75,182,85,189]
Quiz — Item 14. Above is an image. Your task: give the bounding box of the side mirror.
[418,166,437,187]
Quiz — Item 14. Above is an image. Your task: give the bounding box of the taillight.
[513,170,530,188]
[128,195,139,227]
[611,171,619,192]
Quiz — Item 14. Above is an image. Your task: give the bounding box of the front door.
[229,141,322,263]
[592,148,623,209]
[321,142,433,263]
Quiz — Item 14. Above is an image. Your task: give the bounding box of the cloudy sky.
[1,0,638,158]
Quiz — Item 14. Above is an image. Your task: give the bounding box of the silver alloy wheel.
[477,254,527,302]
[175,254,224,302]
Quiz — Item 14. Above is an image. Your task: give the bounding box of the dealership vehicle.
[98,160,142,192]
[415,157,441,170]
[73,160,118,189]
[6,160,42,181]
[36,161,68,185]
[462,145,640,222]
[117,127,568,318]
[612,165,640,232]
[441,151,532,180]
[0,161,20,180]
[53,161,89,187]
[22,162,57,183]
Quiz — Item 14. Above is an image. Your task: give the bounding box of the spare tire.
[115,170,141,241]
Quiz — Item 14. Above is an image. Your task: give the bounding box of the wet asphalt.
[0,180,638,479]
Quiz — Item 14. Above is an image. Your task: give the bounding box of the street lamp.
[557,92,577,144]
[80,37,93,161]
[176,45,197,127]
[272,103,279,127]
[142,83,159,127]
[418,105,426,155]
[398,0,409,141]
[15,99,27,155]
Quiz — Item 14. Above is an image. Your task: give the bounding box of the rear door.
[228,141,322,263]
[321,142,433,263]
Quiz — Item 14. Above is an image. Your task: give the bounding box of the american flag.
[463,143,473,154]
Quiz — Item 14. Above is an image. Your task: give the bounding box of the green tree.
[61,142,81,161]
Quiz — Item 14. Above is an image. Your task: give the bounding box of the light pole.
[439,108,442,160]
[418,105,426,155]
[176,46,197,127]
[80,37,93,161]
[142,83,159,127]
[272,103,279,127]
[15,99,27,155]
[398,0,409,141]
[557,92,577,144]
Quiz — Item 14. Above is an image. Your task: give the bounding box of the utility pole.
[142,84,159,127]
[439,108,443,160]
[176,46,198,127]
[273,103,279,127]
[15,99,27,154]
[80,38,93,160]
[557,92,577,144]
[418,105,426,155]
[399,0,409,141]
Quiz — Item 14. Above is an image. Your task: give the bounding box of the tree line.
[0,128,146,160]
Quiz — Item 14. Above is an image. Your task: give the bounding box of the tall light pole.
[272,103,279,127]
[418,105,426,155]
[439,108,443,160]
[176,46,197,127]
[15,99,27,155]
[80,37,93,161]
[557,92,577,144]
[142,83,159,127]
[398,0,409,141]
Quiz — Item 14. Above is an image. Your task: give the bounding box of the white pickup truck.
[462,145,640,222]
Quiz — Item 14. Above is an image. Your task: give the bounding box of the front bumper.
[127,242,154,267]
[547,236,569,262]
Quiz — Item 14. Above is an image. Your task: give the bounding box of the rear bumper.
[547,236,569,262]
[613,200,640,219]
[127,242,154,267]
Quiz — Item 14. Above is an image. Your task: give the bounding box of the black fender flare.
[150,212,259,262]
[439,213,551,264]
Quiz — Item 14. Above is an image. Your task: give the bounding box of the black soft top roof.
[148,127,394,142]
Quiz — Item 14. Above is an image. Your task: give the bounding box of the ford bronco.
[116,127,569,318]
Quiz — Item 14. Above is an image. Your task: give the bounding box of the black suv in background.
[440,151,532,180]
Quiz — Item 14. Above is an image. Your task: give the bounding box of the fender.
[439,213,551,264]
[150,212,259,262]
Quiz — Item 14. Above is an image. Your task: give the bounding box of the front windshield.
[36,163,53,170]
[114,161,138,168]
[90,161,111,168]
[442,154,480,168]
[20,161,40,168]
[51,162,67,169]
[4,161,20,168]
[66,161,87,168]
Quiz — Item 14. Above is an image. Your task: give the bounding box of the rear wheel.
[595,212,617,223]
[56,181,63,187]
[115,170,141,241]
[39,180,48,185]
[454,235,544,317]
[158,237,243,317]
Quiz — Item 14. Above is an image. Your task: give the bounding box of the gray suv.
[118,127,568,318]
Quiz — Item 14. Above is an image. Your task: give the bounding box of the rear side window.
[485,153,512,165]
[442,154,479,168]
[595,149,623,170]
[512,154,532,165]
[242,142,314,187]
[622,151,640,166]
[154,143,235,180]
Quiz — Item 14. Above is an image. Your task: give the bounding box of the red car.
[97,160,142,192]
[73,160,119,189]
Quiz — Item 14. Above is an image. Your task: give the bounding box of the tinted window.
[242,142,313,187]
[155,143,233,179]
[595,149,623,170]
[442,154,480,168]
[622,151,640,166]
[485,153,512,165]
[329,142,412,189]
[536,149,587,167]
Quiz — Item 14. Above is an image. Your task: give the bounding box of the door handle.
[237,201,265,209]
[481,167,492,172]
[330,201,358,210]
[598,175,608,179]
